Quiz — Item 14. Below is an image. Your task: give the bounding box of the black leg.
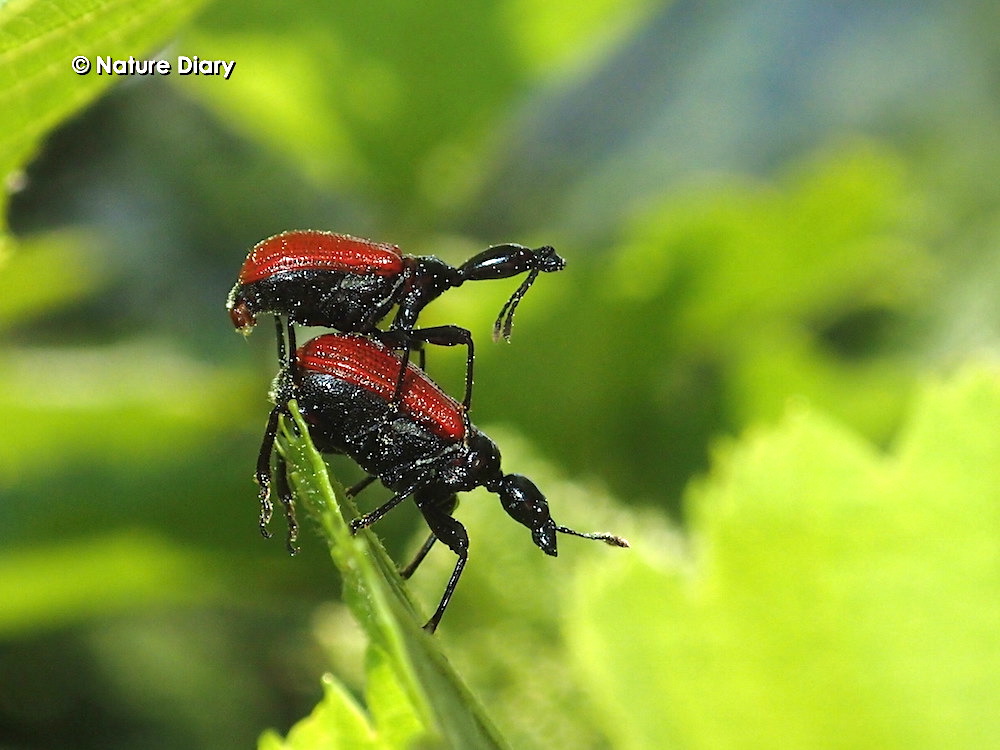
[255,405,283,539]
[400,532,437,580]
[272,315,298,369]
[346,474,378,498]
[257,316,301,550]
[406,325,475,414]
[286,318,296,362]
[400,493,458,579]
[273,315,286,366]
[393,344,412,410]
[349,491,409,533]
[273,452,299,555]
[368,329,414,412]
[414,491,468,632]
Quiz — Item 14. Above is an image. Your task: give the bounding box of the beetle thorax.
[393,256,464,330]
[437,430,502,491]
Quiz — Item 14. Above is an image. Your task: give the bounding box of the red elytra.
[238,230,404,285]
[298,334,466,442]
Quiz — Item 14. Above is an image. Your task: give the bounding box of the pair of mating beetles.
[228,230,627,631]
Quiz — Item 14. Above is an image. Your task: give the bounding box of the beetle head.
[458,244,565,281]
[489,472,631,556]
[441,431,502,490]
[490,473,558,556]
[457,244,567,342]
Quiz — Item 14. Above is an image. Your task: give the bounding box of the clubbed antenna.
[493,268,541,343]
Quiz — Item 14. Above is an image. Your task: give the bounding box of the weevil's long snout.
[493,473,558,555]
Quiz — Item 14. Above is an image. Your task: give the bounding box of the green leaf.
[260,647,426,750]
[364,645,426,748]
[260,673,381,750]
[274,402,509,750]
[607,141,930,437]
[0,0,207,233]
[568,365,1000,750]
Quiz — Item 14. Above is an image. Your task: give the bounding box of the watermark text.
[72,55,236,80]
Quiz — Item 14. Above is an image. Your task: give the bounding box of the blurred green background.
[2,0,999,748]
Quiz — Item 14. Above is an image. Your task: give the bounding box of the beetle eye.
[467,435,501,477]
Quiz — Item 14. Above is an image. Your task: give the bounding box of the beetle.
[257,325,628,632]
[227,230,566,412]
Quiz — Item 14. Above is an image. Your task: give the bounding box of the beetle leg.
[407,325,474,409]
[346,474,378,498]
[380,336,425,403]
[273,451,299,555]
[379,325,475,420]
[406,325,475,436]
[400,532,436,579]
[349,472,422,533]
[367,328,415,413]
[285,317,297,368]
[393,343,413,410]
[413,491,468,632]
[272,314,299,373]
[258,317,297,541]
[349,491,409,532]
[400,493,459,579]
[255,405,283,539]
[273,315,286,365]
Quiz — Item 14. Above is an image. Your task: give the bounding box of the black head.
[489,472,631,556]
[458,244,565,280]
[490,473,559,556]
[455,244,566,342]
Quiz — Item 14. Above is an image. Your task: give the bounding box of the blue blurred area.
[476,0,998,236]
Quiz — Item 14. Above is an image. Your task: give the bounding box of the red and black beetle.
[227,230,566,411]
[258,326,627,632]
